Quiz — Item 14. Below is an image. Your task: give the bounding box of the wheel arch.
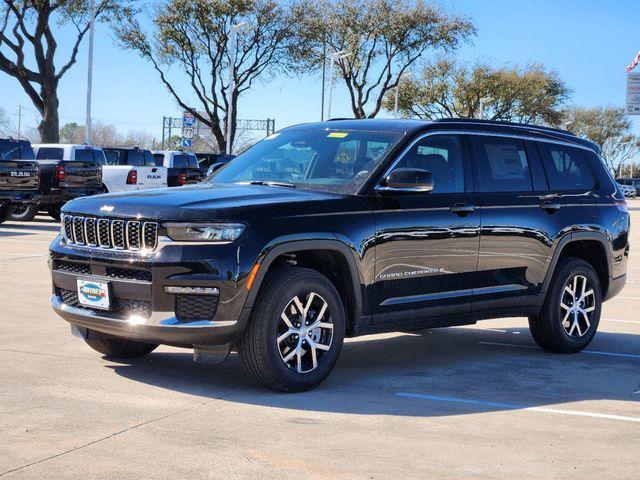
[245,239,364,335]
[543,232,612,298]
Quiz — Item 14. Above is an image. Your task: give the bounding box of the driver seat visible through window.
[394,135,465,193]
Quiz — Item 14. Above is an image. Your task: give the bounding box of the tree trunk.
[38,80,60,143]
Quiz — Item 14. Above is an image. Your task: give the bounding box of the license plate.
[11,192,32,202]
[77,280,110,310]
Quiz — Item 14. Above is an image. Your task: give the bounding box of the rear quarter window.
[153,154,164,166]
[537,143,595,191]
[74,149,97,163]
[172,154,198,168]
[127,151,146,166]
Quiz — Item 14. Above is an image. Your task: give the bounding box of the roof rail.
[432,118,575,136]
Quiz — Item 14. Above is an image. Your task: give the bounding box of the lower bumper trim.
[52,295,240,346]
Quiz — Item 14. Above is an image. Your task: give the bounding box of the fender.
[541,230,612,295]
[244,237,365,326]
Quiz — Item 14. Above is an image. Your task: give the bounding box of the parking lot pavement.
[1,203,639,480]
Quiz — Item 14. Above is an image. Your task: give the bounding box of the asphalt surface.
[1,202,639,479]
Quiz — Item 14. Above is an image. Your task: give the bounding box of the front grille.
[57,288,151,319]
[62,214,158,252]
[175,295,219,322]
[54,261,91,276]
[105,266,152,282]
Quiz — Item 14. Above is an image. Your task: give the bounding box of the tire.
[8,203,38,221]
[529,257,602,354]
[83,329,158,358]
[48,205,61,221]
[237,266,346,392]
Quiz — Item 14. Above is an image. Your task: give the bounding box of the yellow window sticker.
[327,132,348,138]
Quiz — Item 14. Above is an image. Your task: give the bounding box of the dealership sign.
[627,72,640,115]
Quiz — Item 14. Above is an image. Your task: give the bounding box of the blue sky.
[1,0,639,142]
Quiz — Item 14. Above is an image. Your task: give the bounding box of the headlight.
[163,223,245,243]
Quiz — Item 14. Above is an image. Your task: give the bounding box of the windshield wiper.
[246,180,296,188]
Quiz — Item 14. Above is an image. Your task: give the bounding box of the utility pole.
[17,105,22,139]
[393,73,411,118]
[85,0,95,145]
[327,50,350,120]
[226,22,251,155]
[320,37,326,121]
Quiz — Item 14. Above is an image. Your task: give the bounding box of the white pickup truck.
[34,144,167,194]
[102,147,167,192]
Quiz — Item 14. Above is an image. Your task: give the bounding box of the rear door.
[66,148,102,189]
[470,135,571,311]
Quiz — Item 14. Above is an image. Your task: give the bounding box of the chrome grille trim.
[61,214,158,254]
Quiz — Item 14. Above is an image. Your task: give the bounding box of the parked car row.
[616,178,639,198]
[0,138,213,223]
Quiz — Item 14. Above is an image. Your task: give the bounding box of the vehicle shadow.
[107,326,640,417]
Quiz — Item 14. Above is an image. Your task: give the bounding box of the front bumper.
[52,295,247,346]
[49,234,259,347]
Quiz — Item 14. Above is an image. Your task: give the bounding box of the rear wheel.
[8,203,38,221]
[529,257,602,353]
[238,267,345,392]
[83,329,158,358]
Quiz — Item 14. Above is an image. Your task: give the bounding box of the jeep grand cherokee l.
[49,119,630,392]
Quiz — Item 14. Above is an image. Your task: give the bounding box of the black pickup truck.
[0,138,40,223]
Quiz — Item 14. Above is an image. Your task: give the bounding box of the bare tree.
[115,0,300,153]
[0,0,126,142]
[563,107,640,176]
[59,121,156,148]
[292,0,474,118]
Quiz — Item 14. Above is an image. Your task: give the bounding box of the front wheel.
[9,203,38,221]
[83,329,158,358]
[529,257,602,353]
[238,267,345,392]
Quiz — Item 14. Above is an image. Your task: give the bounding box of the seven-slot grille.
[63,214,158,252]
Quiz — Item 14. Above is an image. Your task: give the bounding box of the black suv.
[49,119,630,391]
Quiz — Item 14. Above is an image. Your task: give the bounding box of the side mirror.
[378,168,433,193]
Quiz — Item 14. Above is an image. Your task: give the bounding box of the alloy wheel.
[277,292,333,373]
[559,274,596,338]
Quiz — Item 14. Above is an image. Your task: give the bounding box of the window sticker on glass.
[327,132,349,138]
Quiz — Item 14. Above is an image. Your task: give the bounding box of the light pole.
[393,72,411,118]
[477,96,492,119]
[226,21,251,155]
[326,50,350,120]
[85,0,95,145]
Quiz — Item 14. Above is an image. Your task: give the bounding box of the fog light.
[164,286,219,295]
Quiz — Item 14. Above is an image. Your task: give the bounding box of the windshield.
[211,128,403,194]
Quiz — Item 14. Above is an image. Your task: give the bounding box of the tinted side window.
[143,151,155,166]
[104,150,119,165]
[127,151,146,166]
[392,134,465,193]
[153,154,164,166]
[36,147,64,160]
[538,143,595,191]
[471,136,532,192]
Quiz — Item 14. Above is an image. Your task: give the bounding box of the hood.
[62,182,347,220]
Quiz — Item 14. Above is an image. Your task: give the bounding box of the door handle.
[540,201,562,212]
[450,203,476,215]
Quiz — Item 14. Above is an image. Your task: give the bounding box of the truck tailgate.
[63,161,102,188]
[0,160,40,191]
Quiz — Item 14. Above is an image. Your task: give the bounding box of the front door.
[372,134,480,326]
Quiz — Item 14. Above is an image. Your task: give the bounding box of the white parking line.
[478,341,640,359]
[395,392,640,423]
[604,318,640,325]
